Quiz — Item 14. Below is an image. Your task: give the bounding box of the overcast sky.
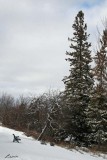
[0,0,107,97]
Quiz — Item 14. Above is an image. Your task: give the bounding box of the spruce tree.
[63,11,93,145]
[86,29,107,146]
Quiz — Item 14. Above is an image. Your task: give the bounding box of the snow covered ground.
[0,126,106,160]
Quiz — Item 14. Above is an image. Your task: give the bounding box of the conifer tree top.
[63,10,93,96]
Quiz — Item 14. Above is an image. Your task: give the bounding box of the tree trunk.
[37,123,48,141]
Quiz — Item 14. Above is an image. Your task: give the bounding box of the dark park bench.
[13,134,21,143]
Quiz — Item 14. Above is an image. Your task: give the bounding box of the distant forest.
[0,10,107,152]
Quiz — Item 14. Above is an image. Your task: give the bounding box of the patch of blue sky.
[81,0,104,9]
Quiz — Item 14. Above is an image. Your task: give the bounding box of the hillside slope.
[0,126,106,160]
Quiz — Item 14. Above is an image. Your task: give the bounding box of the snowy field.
[0,126,106,160]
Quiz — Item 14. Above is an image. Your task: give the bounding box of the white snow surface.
[0,126,106,160]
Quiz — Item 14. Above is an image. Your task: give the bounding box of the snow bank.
[0,126,106,160]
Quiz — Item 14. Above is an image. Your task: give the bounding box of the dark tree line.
[0,91,63,141]
[0,10,107,150]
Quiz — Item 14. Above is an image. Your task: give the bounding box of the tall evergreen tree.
[86,28,107,146]
[63,10,93,145]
